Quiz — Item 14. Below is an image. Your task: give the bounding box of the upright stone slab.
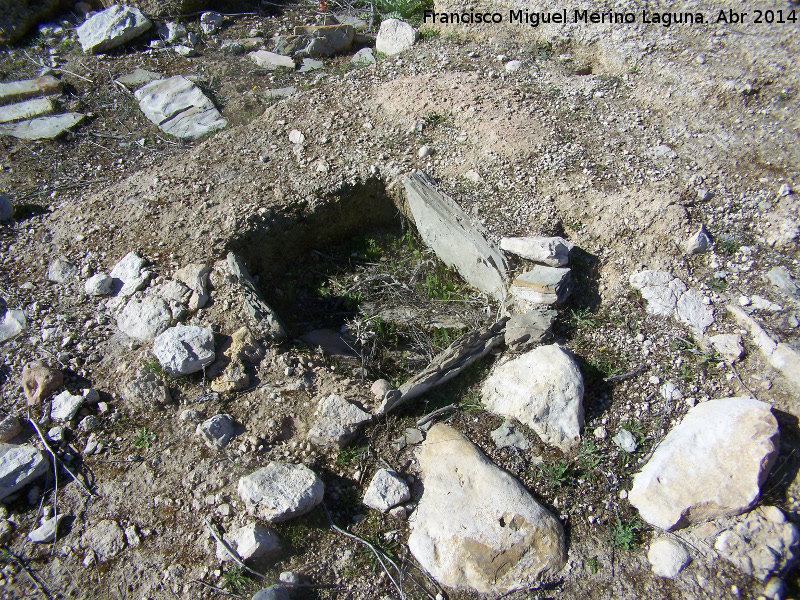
[511,266,572,306]
[77,5,152,54]
[134,76,227,139]
[403,171,506,300]
[409,424,566,593]
[629,397,779,530]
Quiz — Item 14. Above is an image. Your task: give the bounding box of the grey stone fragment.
[116,297,172,341]
[216,522,281,562]
[504,309,556,348]
[612,429,637,453]
[511,266,572,306]
[28,514,67,543]
[675,289,714,335]
[84,273,114,296]
[116,69,162,89]
[0,416,22,443]
[120,370,171,408]
[227,253,287,339]
[81,520,125,562]
[51,390,83,421]
[196,414,236,449]
[299,58,323,72]
[0,76,61,105]
[375,18,418,55]
[200,11,223,34]
[0,97,54,124]
[77,5,152,53]
[490,420,530,450]
[403,171,506,300]
[351,48,375,65]
[648,538,691,578]
[152,325,215,376]
[0,309,26,343]
[47,258,77,283]
[682,225,711,254]
[110,251,146,283]
[0,444,48,501]
[249,50,295,70]
[363,469,410,512]
[220,41,245,54]
[264,87,296,99]
[379,319,507,414]
[252,586,290,600]
[500,236,570,266]
[768,266,800,304]
[307,394,372,448]
[0,194,11,221]
[134,76,227,139]
[238,462,324,522]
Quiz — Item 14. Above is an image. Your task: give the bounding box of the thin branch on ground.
[28,417,94,497]
[188,579,246,599]
[604,365,645,382]
[2,546,51,599]
[416,404,456,427]
[22,50,94,82]
[730,364,760,402]
[202,517,266,580]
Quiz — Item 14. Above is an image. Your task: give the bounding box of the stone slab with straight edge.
[0,97,54,124]
[0,113,84,140]
[0,76,61,106]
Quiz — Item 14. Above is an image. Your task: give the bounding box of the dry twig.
[28,417,93,497]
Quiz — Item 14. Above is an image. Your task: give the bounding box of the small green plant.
[220,566,250,594]
[143,358,163,375]
[606,517,642,550]
[716,239,739,256]
[707,276,727,292]
[619,418,646,443]
[375,0,433,22]
[587,555,601,574]
[568,307,599,328]
[424,111,448,127]
[459,389,483,412]
[540,459,571,486]
[336,443,365,467]
[576,439,601,477]
[132,427,156,450]
[419,27,440,40]
[628,65,640,74]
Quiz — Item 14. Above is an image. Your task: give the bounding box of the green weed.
[568,307,599,328]
[220,566,250,594]
[716,239,739,255]
[419,27,440,40]
[375,0,432,23]
[336,443,366,467]
[132,427,156,450]
[606,517,642,550]
[540,459,571,486]
[587,555,601,574]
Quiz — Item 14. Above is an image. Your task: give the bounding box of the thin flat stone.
[511,266,572,305]
[0,76,61,106]
[264,87,296,99]
[249,50,295,70]
[116,69,162,89]
[134,76,226,139]
[0,97,54,124]
[0,113,84,140]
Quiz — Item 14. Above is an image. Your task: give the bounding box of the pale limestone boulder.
[629,397,779,530]
[77,5,152,54]
[500,236,570,266]
[481,345,583,451]
[375,18,418,55]
[238,463,324,522]
[307,394,372,448]
[409,424,566,594]
[648,538,691,578]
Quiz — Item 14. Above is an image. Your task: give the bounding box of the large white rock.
[238,463,324,522]
[307,394,372,448]
[116,296,172,341]
[216,523,282,562]
[375,18,418,55]
[630,270,714,335]
[110,251,146,283]
[77,5,152,53]
[0,444,48,501]
[629,397,779,530]
[403,171,506,300]
[134,76,227,139]
[500,236,570,267]
[648,538,691,578]
[481,345,584,451]
[152,325,215,376]
[363,469,410,512]
[196,414,236,449]
[409,424,566,593]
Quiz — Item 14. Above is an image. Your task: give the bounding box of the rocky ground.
[1,1,799,599]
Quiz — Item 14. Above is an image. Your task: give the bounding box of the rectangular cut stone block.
[0,76,61,106]
[0,97,54,124]
[511,266,572,305]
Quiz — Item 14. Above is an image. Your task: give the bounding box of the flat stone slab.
[116,69,162,89]
[264,87,296,99]
[249,50,295,70]
[134,76,227,140]
[404,170,507,300]
[0,76,61,106]
[0,113,84,140]
[500,236,570,267]
[77,5,152,54]
[0,97,54,124]
[0,444,48,501]
[511,266,572,306]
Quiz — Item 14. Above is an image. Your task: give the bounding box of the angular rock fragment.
[116,69,162,89]
[0,415,22,443]
[0,113,84,140]
[28,514,67,544]
[511,266,572,306]
[47,258,77,283]
[216,522,282,562]
[292,24,354,56]
[134,76,227,139]
[363,469,410,512]
[196,414,236,449]
[482,344,584,451]
[379,319,507,414]
[682,225,711,255]
[238,463,324,522]
[307,394,372,448]
[81,520,125,562]
[500,236,570,266]
[0,307,25,343]
[85,273,114,296]
[351,48,375,65]
[709,333,744,363]
[629,397,779,530]
[51,390,83,422]
[0,444,48,501]
[227,253,287,339]
[504,309,556,348]
[77,5,152,54]
[630,270,713,335]
[404,171,507,301]
[376,18,418,55]
[116,296,172,341]
[249,50,295,70]
[0,76,61,105]
[152,325,215,376]
[490,420,531,450]
[409,424,566,593]
[0,97,54,124]
[120,370,171,408]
